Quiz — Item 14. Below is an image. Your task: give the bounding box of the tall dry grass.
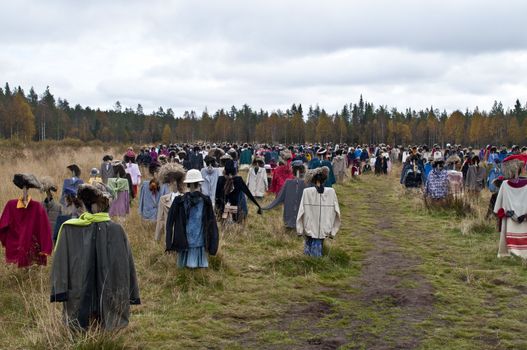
[391,165,496,237]
[0,145,130,349]
[0,149,502,348]
[0,145,300,348]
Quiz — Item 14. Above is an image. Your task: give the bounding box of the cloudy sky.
[2,0,527,115]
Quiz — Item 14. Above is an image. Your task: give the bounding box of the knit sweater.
[264,178,306,228]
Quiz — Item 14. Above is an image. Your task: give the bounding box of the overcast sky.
[2,0,527,116]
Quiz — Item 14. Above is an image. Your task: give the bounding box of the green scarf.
[55,212,111,249]
[64,212,111,226]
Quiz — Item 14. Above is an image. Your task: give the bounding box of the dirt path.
[236,175,435,349]
[345,197,435,349]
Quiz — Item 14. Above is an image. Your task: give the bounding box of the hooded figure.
[263,160,307,229]
[50,183,140,331]
[0,174,52,267]
[296,167,341,257]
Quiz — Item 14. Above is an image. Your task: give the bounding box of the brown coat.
[155,193,181,241]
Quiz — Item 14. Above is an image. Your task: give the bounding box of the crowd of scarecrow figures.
[0,142,526,331]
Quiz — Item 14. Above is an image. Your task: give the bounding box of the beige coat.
[332,156,347,183]
[247,167,268,197]
[296,187,340,239]
[155,192,181,241]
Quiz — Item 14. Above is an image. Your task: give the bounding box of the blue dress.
[138,181,161,221]
[177,199,208,268]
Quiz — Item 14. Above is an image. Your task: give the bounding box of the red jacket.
[0,199,52,267]
[269,165,294,194]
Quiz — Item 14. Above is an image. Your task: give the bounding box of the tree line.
[0,82,526,146]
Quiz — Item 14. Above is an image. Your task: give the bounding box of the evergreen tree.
[136,104,144,115]
[114,101,122,113]
[4,83,11,97]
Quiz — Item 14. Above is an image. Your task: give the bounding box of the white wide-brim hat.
[184,169,204,183]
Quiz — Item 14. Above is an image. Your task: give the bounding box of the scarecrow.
[40,176,62,233]
[166,169,219,269]
[269,150,294,194]
[494,154,527,259]
[108,163,132,217]
[50,182,140,330]
[138,163,163,221]
[247,157,268,198]
[201,155,220,206]
[60,164,83,206]
[264,160,307,229]
[100,155,114,184]
[296,167,341,257]
[0,174,52,267]
[215,159,262,223]
[154,163,186,241]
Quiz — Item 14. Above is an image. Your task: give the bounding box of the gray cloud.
[1,0,526,116]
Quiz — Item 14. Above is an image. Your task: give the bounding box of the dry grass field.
[0,144,526,349]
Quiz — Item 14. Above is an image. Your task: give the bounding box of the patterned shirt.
[425,169,449,199]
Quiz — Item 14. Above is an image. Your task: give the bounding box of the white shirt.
[125,163,142,185]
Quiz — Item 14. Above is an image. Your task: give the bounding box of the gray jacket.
[50,221,140,330]
[264,178,306,228]
[100,162,115,184]
[42,198,62,232]
[465,165,486,191]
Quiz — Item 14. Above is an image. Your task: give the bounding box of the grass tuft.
[270,246,351,276]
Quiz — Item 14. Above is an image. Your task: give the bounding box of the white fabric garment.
[155,191,181,241]
[296,187,341,239]
[125,163,142,185]
[247,167,268,197]
[494,180,527,258]
[201,167,219,206]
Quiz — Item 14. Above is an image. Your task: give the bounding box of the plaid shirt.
[425,169,449,199]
